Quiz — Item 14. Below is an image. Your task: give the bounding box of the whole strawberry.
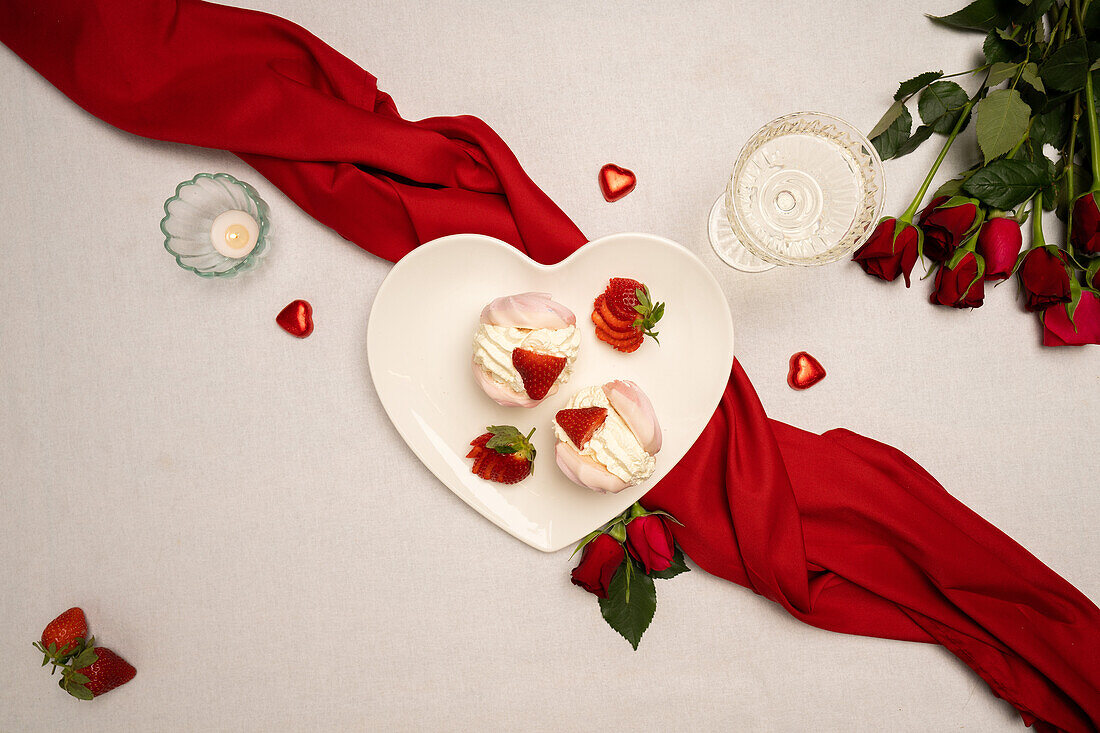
[34,607,88,667]
[60,646,136,700]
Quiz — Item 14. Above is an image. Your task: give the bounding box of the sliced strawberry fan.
[592,278,665,353]
[467,425,537,484]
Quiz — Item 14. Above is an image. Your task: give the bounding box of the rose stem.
[1067,94,1081,237]
[1075,0,1100,192]
[900,97,978,223]
[1031,190,1047,250]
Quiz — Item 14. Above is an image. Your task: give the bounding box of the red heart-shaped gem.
[787,351,826,390]
[599,163,637,202]
[276,299,314,338]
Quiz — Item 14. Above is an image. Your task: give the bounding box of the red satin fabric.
[2,1,1097,730]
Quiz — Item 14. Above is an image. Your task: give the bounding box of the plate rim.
[366,231,734,552]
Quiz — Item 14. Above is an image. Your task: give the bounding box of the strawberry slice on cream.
[472,293,579,407]
[553,381,661,493]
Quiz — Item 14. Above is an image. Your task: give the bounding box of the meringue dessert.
[553,380,662,493]
[473,292,580,407]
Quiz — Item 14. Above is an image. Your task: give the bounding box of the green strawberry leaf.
[59,676,94,701]
[598,562,657,650]
[486,425,536,462]
[71,647,98,670]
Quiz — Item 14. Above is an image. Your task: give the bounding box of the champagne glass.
[708,112,885,272]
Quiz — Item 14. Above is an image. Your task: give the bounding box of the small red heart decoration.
[276,299,314,338]
[787,351,826,390]
[598,163,637,202]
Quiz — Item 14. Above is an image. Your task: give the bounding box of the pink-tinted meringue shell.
[554,442,630,494]
[479,292,576,330]
[471,360,558,407]
[603,380,662,454]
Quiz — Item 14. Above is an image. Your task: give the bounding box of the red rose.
[1018,247,1072,312]
[918,196,980,262]
[625,514,675,573]
[853,219,920,286]
[570,533,624,598]
[930,252,985,308]
[976,217,1023,281]
[1042,291,1100,346]
[1070,193,1100,255]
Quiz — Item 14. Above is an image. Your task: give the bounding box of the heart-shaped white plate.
[367,233,734,552]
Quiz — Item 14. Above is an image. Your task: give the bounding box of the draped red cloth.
[2,2,1097,730]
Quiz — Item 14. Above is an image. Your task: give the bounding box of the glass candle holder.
[161,172,271,278]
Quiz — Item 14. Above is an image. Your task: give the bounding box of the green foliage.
[1040,39,1090,92]
[919,81,970,133]
[929,0,1015,31]
[895,71,944,100]
[599,562,657,651]
[964,159,1050,209]
[871,102,913,160]
[649,546,691,580]
[975,89,1032,162]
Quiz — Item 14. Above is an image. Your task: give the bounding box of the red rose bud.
[852,219,920,286]
[918,196,980,262]
[1070,192,1100,255]
[930,252,985,308]
[1018,247,1072,312]
[976,217,1023,281]
[625,514,675,573]
[1042,291,1100,346]
[570,532,625,598]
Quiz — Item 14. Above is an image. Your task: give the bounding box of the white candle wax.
[210,210,259,259]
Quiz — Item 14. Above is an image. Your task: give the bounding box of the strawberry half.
[511,348,566,400]
[555,407,607,449]
[60,646,136,699]
[35,607,88,666]
[466,426,536,484]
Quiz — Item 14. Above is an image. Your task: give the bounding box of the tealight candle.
[210,210,259,259]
